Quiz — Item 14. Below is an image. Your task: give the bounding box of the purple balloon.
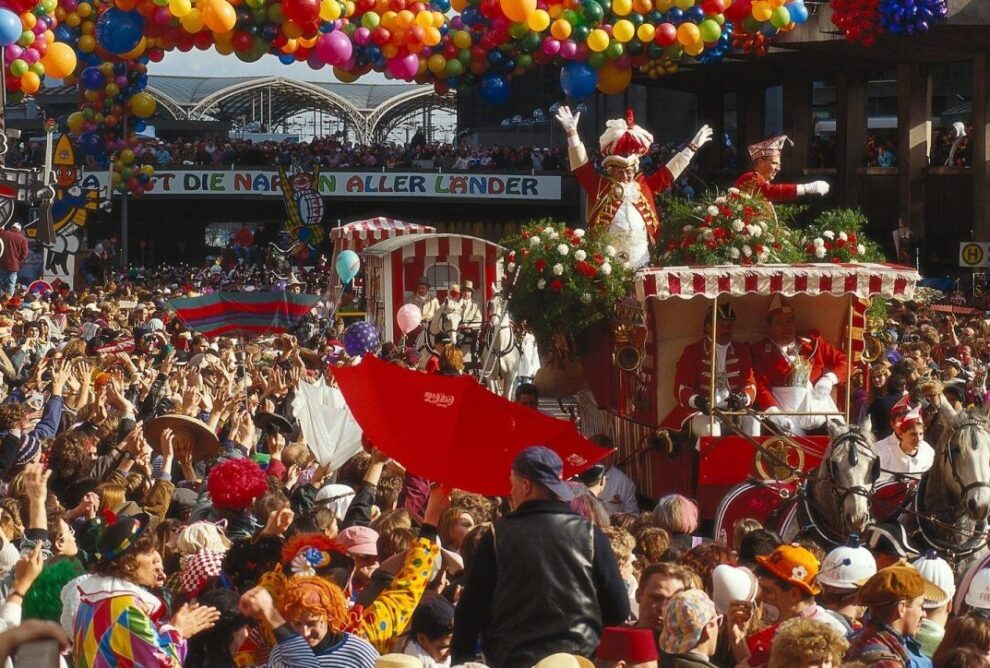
[387,52,419,80]
[559,39,577,59]
[541,37,560,56]
[353,26,371,45]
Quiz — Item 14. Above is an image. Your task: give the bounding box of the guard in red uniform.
[734,135,831,203]
[556,106,713,269]
[662,303,759,439]
[750,294,849,435]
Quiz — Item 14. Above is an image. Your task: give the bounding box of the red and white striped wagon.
[328,217,436,298]
[361,233,505,344]
[606,262,921,516]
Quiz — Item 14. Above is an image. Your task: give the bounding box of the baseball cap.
[756,544,821,596]
[658,589,719,655]
[912,552,955,609]
[336,525,379,557]
[512,446,575,501]
[409,596,454,639]
[818,543,877,590]
[857,564,946,607]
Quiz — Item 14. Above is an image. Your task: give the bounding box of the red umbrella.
[331,355,608,495]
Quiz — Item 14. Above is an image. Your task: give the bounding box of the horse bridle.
[944,416,990,497]
[826,431,880,503]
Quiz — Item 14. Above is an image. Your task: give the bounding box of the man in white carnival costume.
[556,106,713,269]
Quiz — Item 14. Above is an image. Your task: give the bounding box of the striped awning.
[361,233,500,259]
[329,217,435,252]
[635,263,920,301]
[168,292,320,338]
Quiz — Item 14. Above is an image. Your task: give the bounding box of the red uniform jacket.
[734,171,798,202]
[749,330,849,410]
[573,161,671,238]
[661,338,757,429]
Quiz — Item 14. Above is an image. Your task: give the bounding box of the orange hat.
[756,544,821,596]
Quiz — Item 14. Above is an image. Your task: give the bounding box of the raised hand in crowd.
[171,602,220,640]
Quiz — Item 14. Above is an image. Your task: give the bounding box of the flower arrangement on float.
[500,219,634,350]
[655,189,804,265]
[798,209,886,263]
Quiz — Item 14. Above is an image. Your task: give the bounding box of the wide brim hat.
[253,411,293,435]
[298,348,326,370]
[145,414,220,461]
[756,544,821,596]
[98,511,152,562]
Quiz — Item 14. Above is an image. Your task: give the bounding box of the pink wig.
[653,494,699,535]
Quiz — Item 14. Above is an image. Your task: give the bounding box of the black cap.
[574,464,606,486]
[436,332,453,344]
[98,511,151,561]
[410,596,455,640]
[512,446,574,501]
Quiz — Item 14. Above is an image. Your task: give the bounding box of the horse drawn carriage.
[594,262,940,548]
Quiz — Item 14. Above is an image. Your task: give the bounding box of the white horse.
[478,290,521,399]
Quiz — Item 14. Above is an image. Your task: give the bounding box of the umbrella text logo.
[424,392,456,408]
[566,454,588,467]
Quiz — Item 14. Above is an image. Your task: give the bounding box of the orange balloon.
[20,71,40,94]
[499,0,535,21]
[202,0,236,32]
[41,41,77,78]
[396,9,414,27]
[596,61,631,94]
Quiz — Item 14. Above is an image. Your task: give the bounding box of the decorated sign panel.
[78,170,564,201]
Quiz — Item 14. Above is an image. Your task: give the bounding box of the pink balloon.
[396,303,422,335]
[387,52,418,80]
[541,37,559,55]
[315,30,352,66]
[4,45,21,60]
[353,26,371,45]
[21,48,38,64]
[559,39,577,59]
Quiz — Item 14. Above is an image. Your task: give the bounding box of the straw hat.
[145,414,220,461]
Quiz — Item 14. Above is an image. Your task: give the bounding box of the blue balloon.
[78,132,102,156]
[788,1,808,23]
[0,9,21,47]
[54,25,77,48]
[560,62,597,100]
[335,249,361,283]
[479,73,511,105]
[279,54,295,64]
[133,119,147,132]
[430,0,450,11]
[342,322,380,357]
[95,8,145,55]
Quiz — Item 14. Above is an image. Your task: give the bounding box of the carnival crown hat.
[748,135,794,161]
[600,109,654,170]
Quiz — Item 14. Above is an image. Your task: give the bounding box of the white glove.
[765,405,794,432]
[690,124,714,150]
[802,180,830,196]
[813,373,837,400]
[555,106,580,134]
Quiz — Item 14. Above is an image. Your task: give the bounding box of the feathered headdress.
[599,109,654,170]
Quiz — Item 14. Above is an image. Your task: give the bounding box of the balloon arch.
[0,0,946,198]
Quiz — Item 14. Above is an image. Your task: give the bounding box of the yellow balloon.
[77,34,95,52]
[751,0,771,20]
[526,8,549,31]
[415,9,432,27]
[215,37,234,54]
[684,39,704,55]
[76,3,92,17]
[67,112,84,134]
[655,0,673,10]
[587,27,608,51]
[452,29,472,48]
[499,0,535,22]
[428,53,445,73]
[612,18,634,42]
[319,0,341,19]
[63,12,80,27]
[333,66,358,82]
[548,3,563,18]
[180,7,204,31]
[611,0,632,14]
[169,0,192,17]
[636,22,654,42]
[673,0,693,8]
[299,34,317,47]
[129,91,158,118]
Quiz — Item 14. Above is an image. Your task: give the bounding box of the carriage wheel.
[754,437,806,483]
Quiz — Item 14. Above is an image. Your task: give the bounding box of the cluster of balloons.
[0,0,75,96]
[832,0,944,45]
[64,58,156,196]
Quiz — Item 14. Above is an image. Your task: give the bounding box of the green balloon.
[562,9,578,24]
[626,39,644,55]
[742,15,760,32]
[508,22,529,39]
[251,8,267,23]
[647,43,663,59]
[445,58,464,76]
[516,53,532,68]
[699,18,721,41]
[267,3,284,23]
[457,49,471,64]
[28,62,44,77]
[571,24,589,42]
[588,51,605,67]
[582,1,603,22]
[520,31,541,51]
[605,40,624,58]
[664,44,683,59]
[770,5,790,27]
[9,59,27,77]
[627,12,643,26]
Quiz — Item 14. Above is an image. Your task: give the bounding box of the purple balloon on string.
[343,322,380,357]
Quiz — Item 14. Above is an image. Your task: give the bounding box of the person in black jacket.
[451,446,630,668]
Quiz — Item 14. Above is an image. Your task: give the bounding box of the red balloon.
[233,30,254,51]
[373,27,391,45]
[283,0,320,23]
[724,0,751,21]
[700,0,725,13]
[654,22,676,45]
[195,30,213,49]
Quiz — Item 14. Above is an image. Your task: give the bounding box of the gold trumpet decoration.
[861,315,887,364]
[613,299,646,373]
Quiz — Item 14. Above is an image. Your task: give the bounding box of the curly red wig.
[208,458,268,511]
[281,532,341,567]
[279,576,349,632]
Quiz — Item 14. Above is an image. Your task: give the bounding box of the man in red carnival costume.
[735,135,831,202]
[662,302,760,441]
[556,106,713,269]
[750,294,848,435]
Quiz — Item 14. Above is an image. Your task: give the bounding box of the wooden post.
[896,63,932,235]
[972,53,990,242]
[836,70,868,207]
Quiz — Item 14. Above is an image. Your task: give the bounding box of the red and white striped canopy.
[330,217,435,253]
[636,263,920,301]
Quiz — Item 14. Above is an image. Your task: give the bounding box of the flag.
[168,292,320,338]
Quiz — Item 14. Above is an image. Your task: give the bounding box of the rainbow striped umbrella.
[168,292,320,338]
